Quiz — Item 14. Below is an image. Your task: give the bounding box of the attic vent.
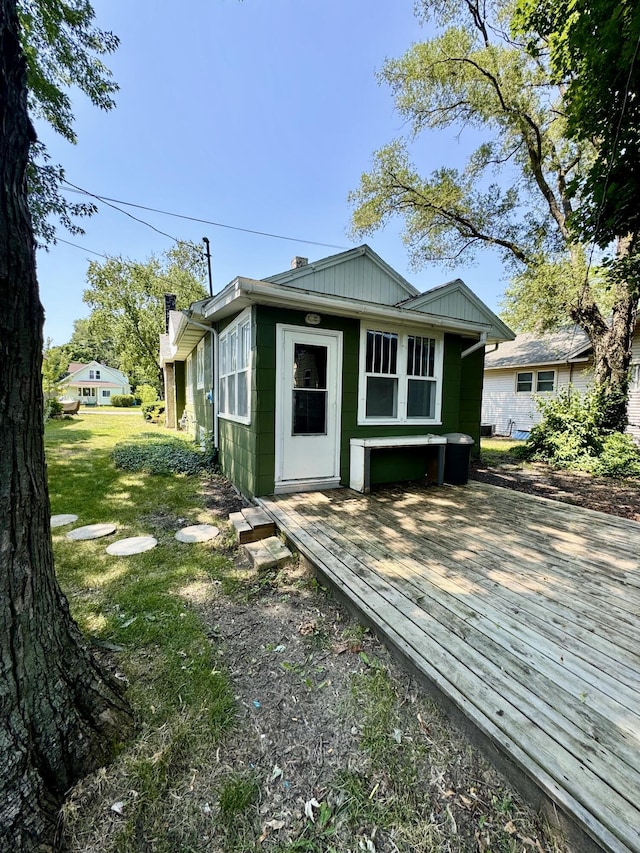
[291,256,308,269]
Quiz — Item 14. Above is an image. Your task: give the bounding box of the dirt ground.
[470,458,640,521]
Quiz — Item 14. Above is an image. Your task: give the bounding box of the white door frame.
[274,324,343,493]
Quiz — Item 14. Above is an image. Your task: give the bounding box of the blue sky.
[35,0,507,346]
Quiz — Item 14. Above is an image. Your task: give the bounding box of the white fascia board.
[202,278,493,338]
[484,356,591,371]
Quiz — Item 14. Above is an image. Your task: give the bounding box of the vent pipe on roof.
[291,256,308,269]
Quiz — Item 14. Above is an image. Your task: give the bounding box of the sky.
[35,0,508,346]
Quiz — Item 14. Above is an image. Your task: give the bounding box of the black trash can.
[443,433,474,485]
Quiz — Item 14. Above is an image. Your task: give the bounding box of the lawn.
[46,415,566,853]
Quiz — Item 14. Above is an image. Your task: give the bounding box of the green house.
[160,245,514,499]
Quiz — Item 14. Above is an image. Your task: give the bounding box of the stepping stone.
[243,536,292,570]
[175,523,220,543]
[229,507,276,544]
[51,514,78,528]
[106,536,157,556]
[67,523,116,541]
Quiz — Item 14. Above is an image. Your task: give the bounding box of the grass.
[479,436,524,466]
[46,414,237,848]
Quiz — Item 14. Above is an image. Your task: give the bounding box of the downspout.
[461,332,489,359]
[181,313,219,450]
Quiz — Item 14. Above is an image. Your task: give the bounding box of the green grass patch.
[46,414,237,847]
[479,436,523,466]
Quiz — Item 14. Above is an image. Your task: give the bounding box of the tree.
[83,244,208,392]
[18,0,119,243]
[42,337,70,396]
[65,315,119,366]
[0,1,132,849]
[349,0,639,431]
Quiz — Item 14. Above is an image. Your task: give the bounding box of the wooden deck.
[257,481,640,853]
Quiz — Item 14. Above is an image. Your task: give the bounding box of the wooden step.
[229,507,276,544]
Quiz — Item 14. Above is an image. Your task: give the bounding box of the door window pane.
[293,344,327,389]
[366,376,398,417]
[292,390,326,434]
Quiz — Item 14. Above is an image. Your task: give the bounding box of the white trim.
[185,353,194,404]
[275,324,343,489]
[196,338,205,389]
[357,322,444,426]
[218,307,252,426]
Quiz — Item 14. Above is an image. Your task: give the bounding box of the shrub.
[111,394,135,407]
[44,399,63,422]
[594,432,640,478]
[142,401,165,423]
[135,383,158,406]
[112,436,213,475]
[521,386,640,477]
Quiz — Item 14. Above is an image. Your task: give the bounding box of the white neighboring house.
[59,361,131,406]
[482,325,640,441]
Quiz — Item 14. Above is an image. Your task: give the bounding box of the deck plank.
[257,483,640,853]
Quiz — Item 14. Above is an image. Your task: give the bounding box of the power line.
[62,180,349,250]
[56,237,110,258]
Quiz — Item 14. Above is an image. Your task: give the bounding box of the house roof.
[62,360,130,386]
[161,247,514,364]
[484,327,592,370]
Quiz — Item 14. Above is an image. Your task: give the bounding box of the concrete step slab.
[243,536,292,570]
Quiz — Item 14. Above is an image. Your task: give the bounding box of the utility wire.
[62,180,349,251]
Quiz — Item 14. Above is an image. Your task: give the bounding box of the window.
[630,363,640,392]
[196,339,205,389]
[82,387,92,397]
[359,325,442,424]
[516,370,555,392]
[292,343,327,434]
[186,354,194,404]
[89,369,100,380]
[219,309,251,422]
[536,370,555,392]
[516,371,533,392]
[102,390,110,398]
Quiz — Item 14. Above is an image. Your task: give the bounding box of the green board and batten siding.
[214,304,484,499]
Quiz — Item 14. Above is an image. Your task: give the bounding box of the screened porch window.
[219,310,251,423]
[365,330,398,418]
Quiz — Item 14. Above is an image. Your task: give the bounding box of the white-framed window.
[102,389,111,398]
[516,370,555,393]
[630,363,640,392]
[82,387,92,397]
[358,324,443,424]
[89,369,100,380]
[196,338,205,389]
[186,353,194,404]
[219,308,252,423]
[536,370,555,392]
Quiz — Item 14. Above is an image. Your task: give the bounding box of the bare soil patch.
[471,458,640,521]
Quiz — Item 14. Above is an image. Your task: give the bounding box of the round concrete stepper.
[66,523,116,541]
[51,514,79,528]
[106,536,158,556]
[175,523,220,543]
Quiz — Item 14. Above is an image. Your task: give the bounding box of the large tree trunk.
[0,3,132,850]
[570,239,639,433]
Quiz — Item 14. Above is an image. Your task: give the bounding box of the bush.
[44,399,63,422]
[111,394,135,407]
[521,386,640,477]
[112,436,214,475]
[594,432,640,478]
[135,383,159,406]
[142,401,165,423]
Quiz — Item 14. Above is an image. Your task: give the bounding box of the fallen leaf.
[111,801,124,816]
[298,621,317,636]
[270,765,283,782]
[392,728,402,743]
[304,797,321,821]
[265,819,285,831]
[503,820,517,835]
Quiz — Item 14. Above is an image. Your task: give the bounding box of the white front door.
[275,325,342,492]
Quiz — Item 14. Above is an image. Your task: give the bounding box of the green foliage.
[44,398,63,422]
[111,394,134,407]
[595,432,640,478]
[135,383,158,405]
[112,434,214,475]
[65,316,118,367]
[522,387,640,476]
[18,0,119,243]
[142,401,165,424]
[41,337,69,395]
[83,244,207,389]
